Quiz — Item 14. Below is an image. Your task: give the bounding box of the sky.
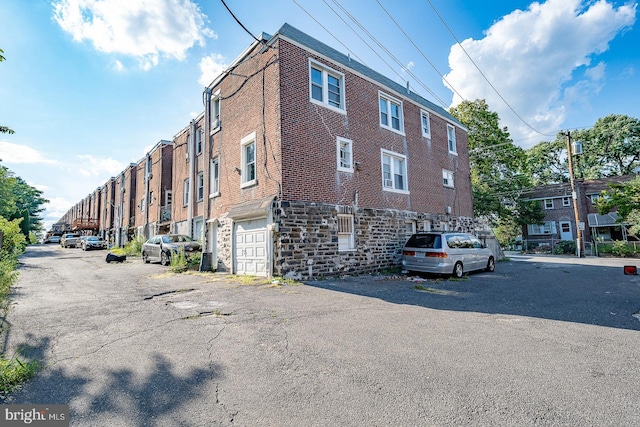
[0,0,638,232]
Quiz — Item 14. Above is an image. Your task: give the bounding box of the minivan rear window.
[405,234,442,249]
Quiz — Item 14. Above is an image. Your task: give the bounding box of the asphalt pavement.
[1,245,639,426]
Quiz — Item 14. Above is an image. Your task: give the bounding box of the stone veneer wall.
[274,201,474,279]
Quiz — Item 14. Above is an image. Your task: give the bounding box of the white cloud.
[52,0,216,70]
[74,154,125,178]
[444,0,636,146]
[0,141,59,165]
[198,53,228,86]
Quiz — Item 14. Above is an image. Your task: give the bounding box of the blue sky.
[0,0,638,231]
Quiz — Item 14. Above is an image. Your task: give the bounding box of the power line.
[220,0,263,44]
[425,0,556,137]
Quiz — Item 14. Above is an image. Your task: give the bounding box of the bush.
[554,240,576,255]
[0,355,41,396]
[610,240,633,257]
[169,247,188,273]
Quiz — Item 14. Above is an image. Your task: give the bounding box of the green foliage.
[169,247,188,273]
[525,137,568,185]
[597,176,640,235]
[610,240,634,257]
[449,99,532,226]
[0,217,27,257]
[123,236,145,256]
[0,354,41,396]
[0,166,47,237]
[553,240,576,255]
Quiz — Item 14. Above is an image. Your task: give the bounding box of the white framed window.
[140,197,146,212]
[527,221,557,235]
[165,190,172,206]
[149,191,154,206]
[420,110,431,139]
[309,60,345,112]
[241,132,257,188]
[337,137,353,173]
[210,157,220,197]
[447,124,457,154]
[183,178,190,205]
[379,92,404,134]
[443,169,454,188]
[210,90,221,132]
[197,172,204,201]
[337,214,355,251]
[381,149,408,193]
[562,196,570,207]
[405,220,416,238]
[195,127,202,155]
[544,199,554,209]
[590,194,600,205]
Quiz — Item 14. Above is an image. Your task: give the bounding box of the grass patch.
[0,355,42,396]
[448,276,468,282]
[413,285,448,294]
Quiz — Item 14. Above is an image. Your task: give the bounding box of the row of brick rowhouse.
[55,23,477,279]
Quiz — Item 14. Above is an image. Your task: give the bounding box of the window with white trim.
[379,92,403,133]
[562,197,570,207]
[195,127,202,155]
[140,197,146,212]
[544,199,554,209]
[309,60,345,111]
[420,110,431,138]
[447,124,457,154]
[197,172,204,201]
[405,220,416,238]
[210,91,221,132]
[443,169,454,188]
[337,137,353,172]
[210,157,220,197]
[337,214,355,251]
[381,150,408,192]
[527,221,557,235]
[183,178,190,205]
[590,194,600,205]
[241,132,257,187]
[149,191,154,206]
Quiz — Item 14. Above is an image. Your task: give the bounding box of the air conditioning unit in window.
[384,179,393,188]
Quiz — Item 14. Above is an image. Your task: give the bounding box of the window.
[197,172,204,201]
[381,150,408,192]
[337,137,353,172]
[420,110,431,138]
[447,124,457,154]
[379,92,404,133]
[149,191,154,206]
[562,197,571,207]
[405,220,416,238]
[140,197,146,212]
[210,91,221,131]
[183,179,190,205]
[337,214,355,251]
[241,132,257,187]
[544,199,554,209]
[527,221,557,235]
[165,190,172,206]
[210,157,220,197]
[309,60,345,111]
[590,194,600,205]
[443,169,454,188]
[195,127,202,155]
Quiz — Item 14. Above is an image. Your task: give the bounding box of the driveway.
[2,245,640,426]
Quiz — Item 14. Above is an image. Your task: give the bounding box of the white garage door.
[234,218,268,276]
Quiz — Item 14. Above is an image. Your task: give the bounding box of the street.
[2,245,640,426]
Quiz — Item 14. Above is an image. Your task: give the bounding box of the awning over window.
[587,213,624,227]
[227,195,275,220]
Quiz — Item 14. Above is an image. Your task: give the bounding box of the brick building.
[521,175,638,250]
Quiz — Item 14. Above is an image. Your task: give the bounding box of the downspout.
[145,153,151,238]
[200,88,213,271]
[188,120,196,237]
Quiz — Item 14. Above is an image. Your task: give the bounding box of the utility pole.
[566,131,586,257]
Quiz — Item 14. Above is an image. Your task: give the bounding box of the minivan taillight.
[426,252,448,258]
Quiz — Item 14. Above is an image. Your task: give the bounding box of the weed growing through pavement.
[0,353,41,396]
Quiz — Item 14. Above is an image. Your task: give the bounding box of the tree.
[597,176,640,235]
[525,136,568,185]
[450,100,544,246]
[0,166,48,237]
[0,48,14,135]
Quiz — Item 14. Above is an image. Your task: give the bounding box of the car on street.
[81,236,106,250]
[141,234,201,266]
[60,233,81,248]
[401,231,495,278]
[44,235,61,244]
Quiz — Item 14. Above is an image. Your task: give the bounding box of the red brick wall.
[277,40,472,217]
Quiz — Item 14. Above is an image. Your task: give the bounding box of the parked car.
[142,234,201,266]
[82,236,106,251]
[44,235,61,244]
[401,232,495,278]
[60,233,81,248]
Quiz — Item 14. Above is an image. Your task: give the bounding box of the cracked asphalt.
[2,245,640,426]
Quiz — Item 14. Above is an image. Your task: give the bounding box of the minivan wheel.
[142,252,150,264]
[486,257,495,272]
[160,251,170,266]
[452,262,464,278]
